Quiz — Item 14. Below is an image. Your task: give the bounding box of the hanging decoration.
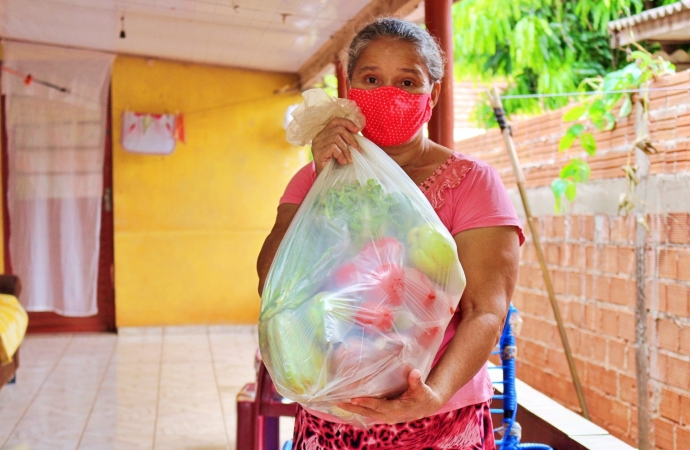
[122,112,185,155]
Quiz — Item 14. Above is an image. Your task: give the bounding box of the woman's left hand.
[336,369,445,424]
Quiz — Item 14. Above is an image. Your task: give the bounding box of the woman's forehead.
[354,39,428,76]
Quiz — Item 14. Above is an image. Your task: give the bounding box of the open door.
[1,95,116,333]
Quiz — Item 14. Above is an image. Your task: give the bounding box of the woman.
[257,17,523,450]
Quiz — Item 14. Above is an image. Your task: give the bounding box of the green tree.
[453,0,678,127]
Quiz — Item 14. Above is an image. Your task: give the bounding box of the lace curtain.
[2,41,113,316]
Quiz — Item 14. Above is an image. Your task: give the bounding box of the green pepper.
[407,224,457,283]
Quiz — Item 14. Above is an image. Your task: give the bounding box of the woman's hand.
[336,369,444,425]
[311,117,361,175]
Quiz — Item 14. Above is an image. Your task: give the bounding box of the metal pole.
[488,88,590,420]
[425,0,454,148]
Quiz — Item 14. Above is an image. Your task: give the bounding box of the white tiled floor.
[0,326,295,450]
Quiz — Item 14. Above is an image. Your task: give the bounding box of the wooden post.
[488,88,590,420]
[336,58,348,99]
[425,0,454,148]
[633,88,651,450]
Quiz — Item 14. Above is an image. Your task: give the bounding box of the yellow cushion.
[0,294,28,365]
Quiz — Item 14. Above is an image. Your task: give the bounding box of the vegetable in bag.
[259,89,466,428]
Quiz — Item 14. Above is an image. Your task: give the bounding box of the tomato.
[333,263,360,287]
[415,324,443,348]
[364,263,406,306]
[404,268,437,308]
[358,237,404,267]
[354,300,395,332]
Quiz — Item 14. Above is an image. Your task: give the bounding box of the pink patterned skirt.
[292,401,495,450]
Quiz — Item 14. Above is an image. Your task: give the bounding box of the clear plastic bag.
[259,89,466,428]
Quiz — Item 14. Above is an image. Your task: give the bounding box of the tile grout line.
[74,337,118,450]
[207,328,232,449]
[0,334,74,448]
[152,330,165,450]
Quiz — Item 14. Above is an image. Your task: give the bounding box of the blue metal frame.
[490,305,552,450]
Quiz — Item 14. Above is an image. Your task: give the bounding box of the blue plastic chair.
[490,305,552,450]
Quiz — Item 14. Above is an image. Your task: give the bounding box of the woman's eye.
[366,77,377,84]
[402,80,413,87]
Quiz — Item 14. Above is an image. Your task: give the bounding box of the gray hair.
[346,17,446,83]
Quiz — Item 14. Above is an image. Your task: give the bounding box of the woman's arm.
[338,225,519,423]
[425,225,519,402]
[257,203,300,296]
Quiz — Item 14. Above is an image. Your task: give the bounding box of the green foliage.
[453,0,672,128]
[552,48,675,212]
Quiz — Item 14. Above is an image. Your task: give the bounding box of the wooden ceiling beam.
[297,0,423,89]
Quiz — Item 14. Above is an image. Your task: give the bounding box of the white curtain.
[2,42,114,316]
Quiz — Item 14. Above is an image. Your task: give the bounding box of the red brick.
[669,213,690,244]
[586,362,617,396]
[546,348,571,378]
[553,269,567,295]
[611,217,626,243]
[666,283,689,317]
[599,307,618,337]
[678,248,690,282]
[658,282,669,313]
[603,245,619,273]
[568,272,583,297]
[553,216,565,239]
[652,353,669,383]
[668,356,690,390]
[610,277,635,306]
[658,319,681,352]
[521,340,548,366]
[570,300,585,326]
[678,427,690,450]
[618,246,635,275]
[594,276,611,302]
[648,213,669,243]
[620,374,637,405]
[585,245,598,269]
[608,339,626,370]
[546,244,560,266]
[661,389,681,422]
[585,303,598,330]
[680,326,690,355]
[610,399,630,432]
[660,248,679,279]
[582,216,595,241]
[628,345,637,375]
[618,311,635,342]
[572,244,587,270]
[654,417,675,450]
[681,395,690,426]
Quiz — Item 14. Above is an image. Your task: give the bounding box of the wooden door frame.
[1,93,116,333]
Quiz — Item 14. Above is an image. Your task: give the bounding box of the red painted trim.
[425,0,455,148]
[336,58,348,99]
[1,96,11,275]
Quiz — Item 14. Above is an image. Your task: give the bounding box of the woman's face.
[350,38,440,101]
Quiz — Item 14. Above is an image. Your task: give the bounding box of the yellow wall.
[112,56,307,326]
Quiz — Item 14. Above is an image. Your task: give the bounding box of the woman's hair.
[346,17,446,83]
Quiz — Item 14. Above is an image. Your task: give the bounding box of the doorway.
[1,95,116,333]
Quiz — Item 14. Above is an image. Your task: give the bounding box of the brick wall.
[455,71,690,449]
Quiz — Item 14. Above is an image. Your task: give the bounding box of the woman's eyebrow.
[398,67,424,77]
[355,65,380,73]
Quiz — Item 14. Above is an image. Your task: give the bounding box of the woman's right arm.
[257,203,300,296]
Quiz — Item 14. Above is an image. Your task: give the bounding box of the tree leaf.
[565,180,577,201]
[619,95,633,118]
[551,178,568,198]
[563,105,587,122]
[559,133,577,151]
[581,132,597,155]
[560,158,591,183]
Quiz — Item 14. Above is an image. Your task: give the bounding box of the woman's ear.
[430,80,441,108]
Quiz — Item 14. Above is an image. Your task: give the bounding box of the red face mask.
[348,86,433,147]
